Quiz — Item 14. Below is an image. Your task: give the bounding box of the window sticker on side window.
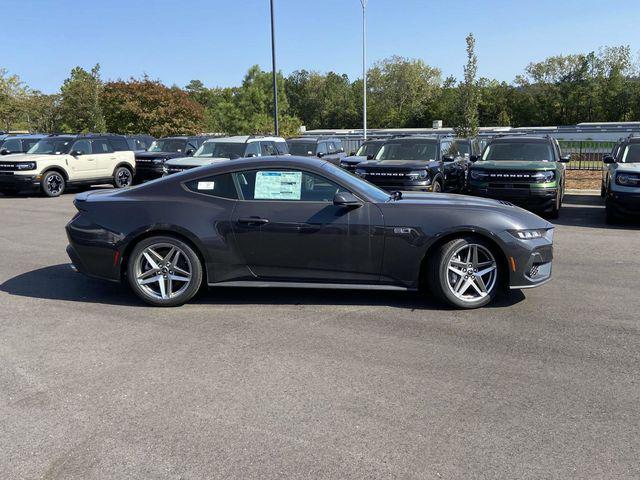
[255,171,302,200]
[197,181,215,190]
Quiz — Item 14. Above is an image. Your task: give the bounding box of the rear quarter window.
[184,173,238,199]
[109,137,131,151]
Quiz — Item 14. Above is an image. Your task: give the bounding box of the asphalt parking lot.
[0,192,638,479]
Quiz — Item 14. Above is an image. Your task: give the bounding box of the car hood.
[341,155,367,163]
[135,151,184,160]
[359,159,439,169]
[472,160,556,170]
[388,192,553,229]
[615,163,640,173]
[0,153,68,163]
[165,157,230,167]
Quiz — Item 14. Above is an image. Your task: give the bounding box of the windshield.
[483,142,553,162]
[27,138,74,155]
[375,142,438,162]
[288,142,316,156]
[323,162,391,203]
[356,142,382,157]
[195,142,246,159]
[621,145,640,163]
[148,139,187,153]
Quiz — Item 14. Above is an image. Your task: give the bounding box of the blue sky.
[4,0,640,93]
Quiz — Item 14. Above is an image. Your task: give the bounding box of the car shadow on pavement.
[553,193,640,229]
[1,264,526,310]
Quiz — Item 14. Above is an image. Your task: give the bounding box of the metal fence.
[558,140,614,171]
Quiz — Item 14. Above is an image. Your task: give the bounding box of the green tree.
[455,33,479,137]
[59,64,105,132]
[102,77,205,137]
[0,68,29,130]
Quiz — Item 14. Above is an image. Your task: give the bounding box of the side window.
[23,139,40,151]
[440,140,452,158]
[184,173,237,199]
[317,142,328,155]
[245,141,261,157]
[275,141,289,154]
[327,142,336,153]
[260,141,278,156]
[2,138,22,152]
[91,139,113,154]
[71,139,92,155]
[334,139,343,152]
[456,141,471,156]
[109,137,130,151]
[233,170,348,202]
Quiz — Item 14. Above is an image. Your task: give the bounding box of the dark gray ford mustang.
[66,156,554,309]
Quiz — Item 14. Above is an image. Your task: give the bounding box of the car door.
[230,168,384,282]
[91,138,117,177]
[68,139,96,180]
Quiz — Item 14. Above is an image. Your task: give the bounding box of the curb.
[566,189,599,195]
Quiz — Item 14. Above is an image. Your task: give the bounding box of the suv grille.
[0,163,20,171]
[485,171,543,183]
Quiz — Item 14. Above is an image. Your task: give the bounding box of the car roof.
[5,134,46,140]
[203,135,285,144]
[487,136,552,144]
[183,155,324,174]
[287,136,341,142]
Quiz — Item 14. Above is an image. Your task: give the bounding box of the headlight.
[355,169,366,177]
[509,228,551,240]
[531,170,555,183]
[616,173,640,186]
[470,169,490,181]
[16,162,36,170]
[407,170,429,181]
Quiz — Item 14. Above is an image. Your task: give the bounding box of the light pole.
[270,0,279,135]
[360,0,368,140]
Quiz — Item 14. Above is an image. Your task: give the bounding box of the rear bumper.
[0,173,40,191]
[470,185,557,211]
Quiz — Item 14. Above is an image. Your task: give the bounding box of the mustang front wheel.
[127,236,203,307]
[428,237,500,309]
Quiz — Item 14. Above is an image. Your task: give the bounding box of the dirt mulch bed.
[566,170,602,190]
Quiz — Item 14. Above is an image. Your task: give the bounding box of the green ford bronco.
[468,135,570,218]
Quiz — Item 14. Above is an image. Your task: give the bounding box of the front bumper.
[470,185,557,211]
[607,190,640,216]
[497,230,554,289]
[0,172,40,191]
[134,163,165,181]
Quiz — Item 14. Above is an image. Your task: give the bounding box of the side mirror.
[317,152,324,158]
[559,154,571,163]
[349,151,356,156]
[246,153,256,158]
[603,154,615,164]
[442,154,455,163]
[333,191,362,208]
[186,149,195,157]
[366,154,374,160]
[71,150,83,156]
[470,155,480,162]
[0,148,10,155]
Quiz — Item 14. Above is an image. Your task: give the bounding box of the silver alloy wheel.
[134,243,193,300]
[116,167,132,187]
[445,243,497,302]
[433,181,442,192]
[46,173,64,195]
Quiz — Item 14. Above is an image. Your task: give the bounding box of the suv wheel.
[548,190,561,219]
[127,236,203,307]
[605,199,620,225]
[432,179,442,193]
[41,171,65,197]
[427,237,500,309]
[113,166,133,188]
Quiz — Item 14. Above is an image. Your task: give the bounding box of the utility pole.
[270,0,279,135]
[360,0,368,140]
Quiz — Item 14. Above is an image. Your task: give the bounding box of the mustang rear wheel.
[427,237,500,309]
[127,236,203,307]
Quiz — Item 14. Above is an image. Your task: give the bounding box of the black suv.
[126,134,155,152]
[339,138,386,172]
[286,136,346,165]
[0,134,46,155]
[354,136,472,193]
[134,135,212,182]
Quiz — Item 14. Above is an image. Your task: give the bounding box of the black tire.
[426,236,501,309]
[127,235,203,307]
[41,171,65,197]
[548,190,561,219]
[432,179,442,193]
[113,166,133,188]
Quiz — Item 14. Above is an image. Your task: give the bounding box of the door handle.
[238,217,270,226]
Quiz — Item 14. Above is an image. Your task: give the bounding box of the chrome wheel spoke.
[143,252,160,270]
[139,274,162,285]
[169,274,190,282]
[445,243,497,303]
[477,265,496,277]
[448,265,466,277]
[135,243,193,301]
